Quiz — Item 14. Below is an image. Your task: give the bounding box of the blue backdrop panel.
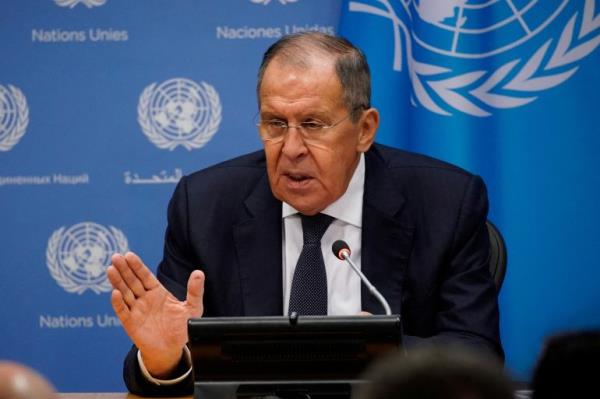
[2,0,599,393]
[0,0,341,392]
[339,0,600,382]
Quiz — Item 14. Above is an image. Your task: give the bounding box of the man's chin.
[277,193,326,216]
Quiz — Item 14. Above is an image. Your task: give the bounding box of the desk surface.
[59,394,192,399]
[58,391,532,399]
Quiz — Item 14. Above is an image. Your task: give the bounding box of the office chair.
[486,220,507,291]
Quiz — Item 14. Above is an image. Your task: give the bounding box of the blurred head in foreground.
[0,361,57,399]
[532,330,600,399]
[354,345,513,399]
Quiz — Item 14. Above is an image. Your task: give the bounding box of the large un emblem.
[0,84,29,152]
[46,222,129,294]
[350,0,599,116]
[138,78,222,151]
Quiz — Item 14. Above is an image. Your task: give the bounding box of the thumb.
[186,270,205,317]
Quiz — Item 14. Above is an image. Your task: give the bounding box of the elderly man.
[108,32,502,396]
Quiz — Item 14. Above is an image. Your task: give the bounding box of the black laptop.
[188,314,402,399]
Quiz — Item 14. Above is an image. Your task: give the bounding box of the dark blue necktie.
[288,213,334,315]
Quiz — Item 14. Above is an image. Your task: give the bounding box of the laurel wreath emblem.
[46,224,128,295]
[54,0,107,8]
[0,85,29,152]
[137,80,222,151]
[351,0,600,117]
[250,0,298,5]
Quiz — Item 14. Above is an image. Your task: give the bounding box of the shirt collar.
[282,153,364,228]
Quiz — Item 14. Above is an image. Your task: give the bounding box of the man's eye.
[301,121,326,130]
[267,120,287,129]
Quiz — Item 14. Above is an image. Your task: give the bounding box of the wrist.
[137,347,192,385]
[140,348,185,379]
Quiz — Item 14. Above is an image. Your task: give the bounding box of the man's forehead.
[260,58,340,95]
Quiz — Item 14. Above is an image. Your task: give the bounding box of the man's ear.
[356,108,379,153]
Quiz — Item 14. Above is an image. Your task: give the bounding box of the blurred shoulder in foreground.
[354,345,514,399]
[532,329,600,399]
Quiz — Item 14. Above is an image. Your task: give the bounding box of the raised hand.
[107,252,204,378]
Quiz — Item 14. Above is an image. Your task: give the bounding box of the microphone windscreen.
[332,240,350,260]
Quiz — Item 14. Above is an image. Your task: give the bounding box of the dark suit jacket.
[123,144,502,396]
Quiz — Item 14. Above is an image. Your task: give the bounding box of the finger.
[124,252,160,291]
[111,289,131,325]
[111,252,149,298]
[358,311,372,316]
[186,270,205,317]
[107,264,137,309]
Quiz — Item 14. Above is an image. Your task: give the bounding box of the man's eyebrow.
[262,109,332,119]
[302,110,330,120]
[259,111,282,120]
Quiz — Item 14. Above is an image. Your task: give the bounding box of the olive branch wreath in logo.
[137,81,222,151]
[350,0,600,117]
[250,0,298,5]
[0,85,29,152]
[54,0,107,8]
[46,225,128,295]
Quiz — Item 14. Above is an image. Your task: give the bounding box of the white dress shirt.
[282,153,364,316]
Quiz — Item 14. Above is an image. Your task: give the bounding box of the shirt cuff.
[137,346,192,386]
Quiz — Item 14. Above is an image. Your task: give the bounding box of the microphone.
[332,240,391,316]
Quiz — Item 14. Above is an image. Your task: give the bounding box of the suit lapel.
[361,147,415,315]
[233,172,284,316]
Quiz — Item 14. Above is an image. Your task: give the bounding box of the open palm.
[107,252,204,377]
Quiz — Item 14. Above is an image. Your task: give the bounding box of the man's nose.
[281,127,308,158]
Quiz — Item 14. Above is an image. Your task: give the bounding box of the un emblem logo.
[350,0,599,116]
[138,78,222,151]
[46,222,129,294]
[54,0,106,8]
[0,84,29,152]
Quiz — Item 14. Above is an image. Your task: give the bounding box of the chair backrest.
[486,220,507,291]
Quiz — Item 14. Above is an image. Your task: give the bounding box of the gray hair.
[257,32,371,122]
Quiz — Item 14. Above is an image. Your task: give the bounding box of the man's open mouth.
[287,173,312,182]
